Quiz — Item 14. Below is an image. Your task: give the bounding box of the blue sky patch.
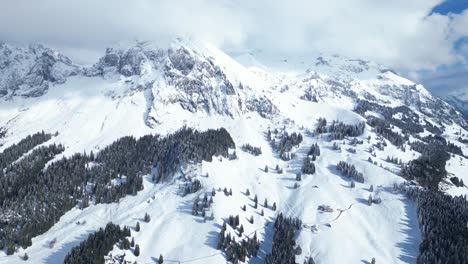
[431,0,468,15]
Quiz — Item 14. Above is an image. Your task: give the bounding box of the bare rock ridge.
[0,42,80,98]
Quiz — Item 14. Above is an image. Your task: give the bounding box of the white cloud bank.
[0,0,467,73]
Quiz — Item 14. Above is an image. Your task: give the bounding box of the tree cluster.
[315,118,365,141]
[401,143,450,190]
[385,156,401,165]
[64,223,131,264]
[354,99,428,134]
[217,221,260,263]
[415,134,464,157]
[450,177,465,188]
[192,193,213,216]
[183,178,202,196]
[307,143,321,157]
[272,132,303,161]
[302,157,316,174]
[265,213,303,264]
[367,116,407,147]
[336,161,365,183]
[0,131,52,169]
[241,144,262,156]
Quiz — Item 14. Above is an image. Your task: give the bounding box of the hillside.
[0,39,467,264]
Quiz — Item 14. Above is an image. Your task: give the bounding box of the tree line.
[0,130,52,169]
[396,184,468,263]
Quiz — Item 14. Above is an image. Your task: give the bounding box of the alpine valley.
[0,39,467,264]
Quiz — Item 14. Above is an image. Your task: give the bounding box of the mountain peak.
[0,42,80,98]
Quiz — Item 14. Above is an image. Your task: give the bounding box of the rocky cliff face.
[0,43,80,98]
[84,41,277,120]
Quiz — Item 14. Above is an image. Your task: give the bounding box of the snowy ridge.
[0,40,467,264]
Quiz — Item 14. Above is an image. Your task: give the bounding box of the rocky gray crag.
[84,41,280,122]
[0,43,80,98]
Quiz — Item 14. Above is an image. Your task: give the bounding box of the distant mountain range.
[443,89,468,119]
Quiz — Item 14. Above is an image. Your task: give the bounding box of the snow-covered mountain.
[444,89,468,119]
[0,42,80,98]
[0,39,467,264]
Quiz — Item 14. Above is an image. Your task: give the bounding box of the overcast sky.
[1,0,467,95]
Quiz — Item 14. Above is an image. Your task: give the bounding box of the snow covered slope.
[0,39,467,264]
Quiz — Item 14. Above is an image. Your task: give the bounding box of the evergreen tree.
[264,198,268,208]
[302,157,316,174]
[122,238,130,249]
[192,198,199,216]
[296,173,302,181]
[135,222,140,232]
[272,202,277,211]
[144,213,151,223]
[265,165,269,173]
[134,244,140,256]
[158,254,164,264]
[6,245,14,256]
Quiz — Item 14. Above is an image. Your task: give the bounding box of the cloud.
[0,0,467,74]
[0,0,249,48]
